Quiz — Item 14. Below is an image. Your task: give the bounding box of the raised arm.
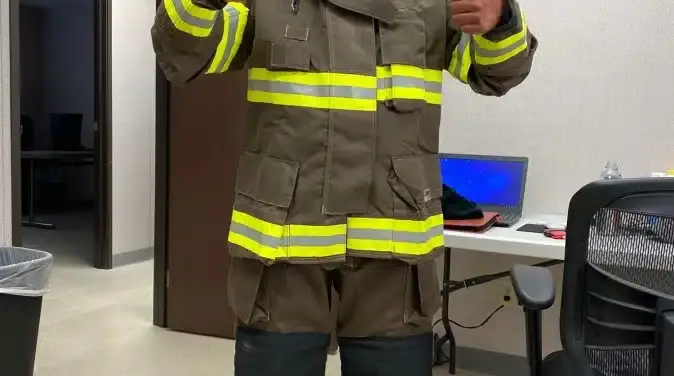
[446,0,537,96]
[152,0,255,85]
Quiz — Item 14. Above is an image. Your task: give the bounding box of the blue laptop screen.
[440,156,526,208]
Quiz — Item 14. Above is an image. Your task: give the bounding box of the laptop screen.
[439,155,528,209]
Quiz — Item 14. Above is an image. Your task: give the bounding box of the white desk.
[444,213,567,260]
[436,213,566,374]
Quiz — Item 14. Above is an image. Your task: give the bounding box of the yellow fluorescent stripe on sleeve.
[249,69,377,88]
[164,0,217,37]
[458,41,471,83]
[473,13,528,51]
[180,0,217,20]
[247,91,377,112]
[207,3,249,74]
[474,42,528,66]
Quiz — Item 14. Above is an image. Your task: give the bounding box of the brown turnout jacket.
[152,0,537,264]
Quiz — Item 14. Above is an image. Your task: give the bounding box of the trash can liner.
[0,247,54,297]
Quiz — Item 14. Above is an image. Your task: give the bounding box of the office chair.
[510,178,674,376]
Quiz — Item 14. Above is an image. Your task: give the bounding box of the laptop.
[439,154,529,227]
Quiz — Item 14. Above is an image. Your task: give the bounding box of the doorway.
[9,0,112,269]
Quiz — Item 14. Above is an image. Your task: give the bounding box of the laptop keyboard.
[495,213,521,227]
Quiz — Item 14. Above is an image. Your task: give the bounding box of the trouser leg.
[235,326,330,376]
[227,258,334,376]
[339,333,434,376]
[335,258,441,376]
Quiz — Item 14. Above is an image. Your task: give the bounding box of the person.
[152,0,537,374]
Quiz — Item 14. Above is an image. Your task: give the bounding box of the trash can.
[0,247,54,376]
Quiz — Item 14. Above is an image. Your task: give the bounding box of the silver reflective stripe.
[452,33,471,80]
[281,234,346,247]
[378,77,442,93]
[473,34,527,58]
[248,80,376,99]
[424,81,442,94]
[230,222,347,248]
[213,6,243,72]
[170,0,215,29]
[348,225,444,244]
[230,222,282,248]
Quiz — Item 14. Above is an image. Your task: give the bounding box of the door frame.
[153,0,169,326]
[153,58,169,327]
[9,0,113,269]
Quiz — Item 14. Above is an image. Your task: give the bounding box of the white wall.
[110,0,156,256]
[438,0,674,357]
[0,0,12,246]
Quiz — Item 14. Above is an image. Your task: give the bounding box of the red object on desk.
[544,229,566,240]
[443,212,500,233]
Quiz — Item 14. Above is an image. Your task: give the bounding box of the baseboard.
[438,344,529,376]
[112,247,154,268]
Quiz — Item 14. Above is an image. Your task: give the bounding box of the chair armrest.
[510,265,556,311]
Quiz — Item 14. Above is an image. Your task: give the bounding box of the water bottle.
[600,160,622,180]
[597,160,622,234]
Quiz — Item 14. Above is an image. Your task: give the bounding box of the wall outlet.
[500,280,516,306]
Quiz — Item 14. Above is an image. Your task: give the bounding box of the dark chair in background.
[511,178,674,376]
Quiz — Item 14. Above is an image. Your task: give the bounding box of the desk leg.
[434,247,457,374]
[21,159,56,230]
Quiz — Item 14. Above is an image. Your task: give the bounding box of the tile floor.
[21,212,487,376]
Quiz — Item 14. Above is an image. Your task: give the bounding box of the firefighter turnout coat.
[152,0,537,265]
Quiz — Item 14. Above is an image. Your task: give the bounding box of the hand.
[449,0,505,34]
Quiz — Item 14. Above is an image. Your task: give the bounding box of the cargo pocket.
[388,155,442,217]
[229,152,300,261]
[379,8,427,112]
[227,257,270,325]
[404,259,441,324]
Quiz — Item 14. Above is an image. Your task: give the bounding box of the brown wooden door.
[165,71,248,338]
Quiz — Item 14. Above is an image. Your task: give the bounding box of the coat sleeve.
[152,0,255,85]
[445,0,537,96]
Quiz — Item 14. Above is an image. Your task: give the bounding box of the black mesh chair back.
[561,178,674,376]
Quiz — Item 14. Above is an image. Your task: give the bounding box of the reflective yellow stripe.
[449,34,472,83]
[473,8,529,66]
[249,69,376,88]
[228,210,444,259]
[248,65,443,110]
[228,210,347,260]
[376,66,443,105]
[207,3,249,74]
[247,91,377,112]
[164,0,217,38]
[347,214,445,255]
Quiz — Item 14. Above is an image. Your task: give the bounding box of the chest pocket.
[378,8,428,112]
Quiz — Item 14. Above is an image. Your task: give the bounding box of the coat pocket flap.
[326,0,398,24]
[267,41,311,71]
[391,155,442,205]
[236,152,300,208]
[379,9,426,67]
